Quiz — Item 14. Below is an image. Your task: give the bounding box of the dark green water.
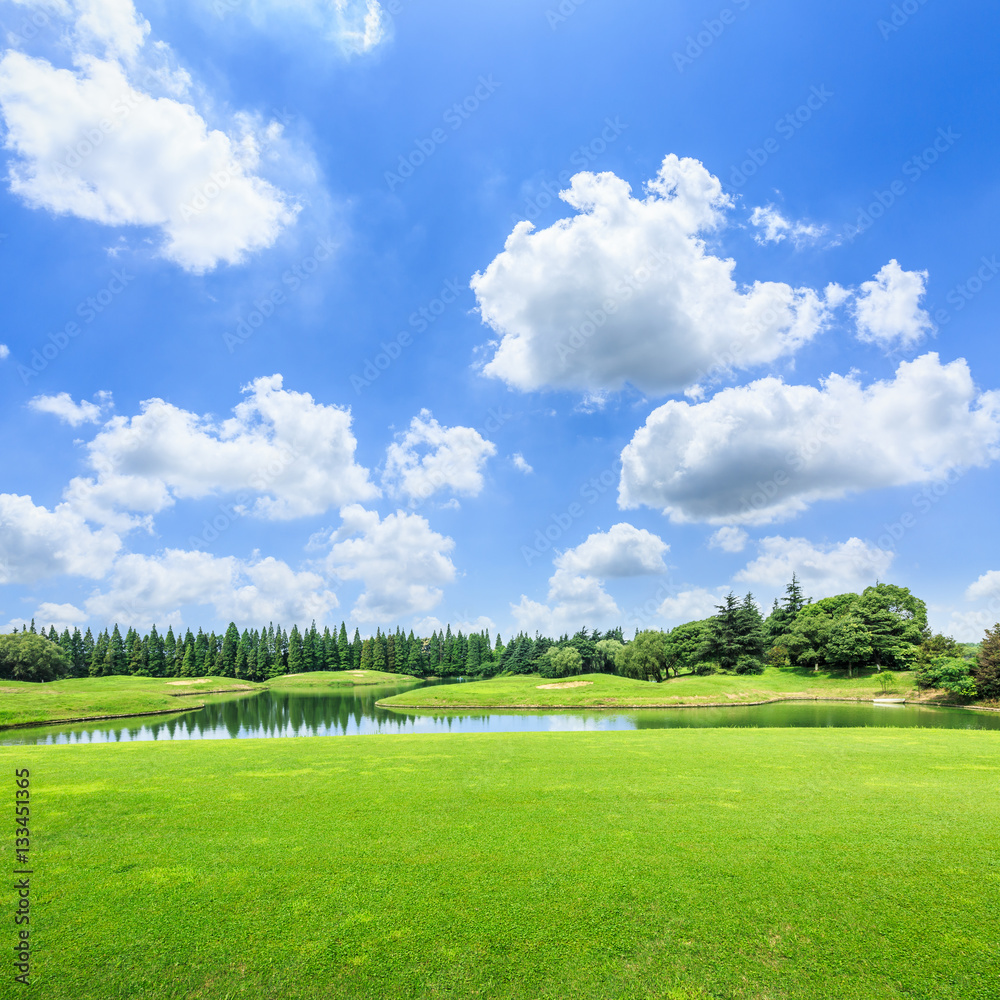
[3,680,999,745]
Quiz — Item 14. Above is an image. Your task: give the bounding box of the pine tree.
[234,630,250,679]
[406,637,424,676]
[386,632,397,673]
[288,625,304,673]
[90,629,109,676]
[302,622,318,672]
[255,630,272,681]
[128,632,147,675]
[338,622,351,667]
[194,628,210,675]
[105,624,127,675]
[147,625,166,677]
[164,627,178,676]
[782,574,808,618]
[70,627,87,677]
[81,628,95,676]
[465,634,482,674]
[360,637,374,671]
[373,629,387,671]
[220,623,240,677]
[351,629,363,669]
[181,644,196,678]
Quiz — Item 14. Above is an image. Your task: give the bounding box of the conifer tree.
[106,624,127,675]
[147,625,166,677]
[180,644,196,678]
[373,629,387,671]
[220,623,239,677]
[352,629,363,669]
[338,622,351,666]
[288,625,304,673]
[164,627,178,676]
[90,629,109,676]
[360,637,374,671]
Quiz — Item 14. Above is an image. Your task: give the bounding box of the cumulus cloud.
[235,0,388,55]
[0,493,121,583]
[32,601,86,631]
[965,570,1000,603]
[735,536,894,597]
[749,205,827,246]
[28,391,104,426]
[620,353,1000,524]
[853,259,933,351]
[326,505,456,622]
[471,153,842,395]
[383,409,496,503]
[655,586,729,625]
[0,0,300,271]
[510,524,666,635]
[66,375,378,524]
[555,523,667,578]
[708,526,749,553]
[84,548,337,629]
[512,453,533,474]
[511,568,619,638]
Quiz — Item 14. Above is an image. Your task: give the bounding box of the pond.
[3,678,1000,745]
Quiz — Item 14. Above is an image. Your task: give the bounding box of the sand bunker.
[166,679,211,686]
[535,681,595,690]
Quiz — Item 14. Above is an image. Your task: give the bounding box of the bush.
[0,632,70,682]
[734,654,765,675]
[915,655,978,699]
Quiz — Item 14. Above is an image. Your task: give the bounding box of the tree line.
[2,577,998,700]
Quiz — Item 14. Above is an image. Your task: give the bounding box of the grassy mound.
[377,667,923,710]
[5,728,997,998]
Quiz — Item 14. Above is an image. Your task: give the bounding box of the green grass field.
[378,667,927,711]
[0,671,420,730]
[4,728,998,999]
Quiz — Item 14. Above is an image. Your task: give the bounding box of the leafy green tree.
[973,624,1000,701]
[539,645,583,679]
[594,638,623,673]
[615,630,670,682]
[0,632,70,681]
[825,614,873,677]
[917,656,977,698]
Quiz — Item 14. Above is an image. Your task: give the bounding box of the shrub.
[0,632,70,682]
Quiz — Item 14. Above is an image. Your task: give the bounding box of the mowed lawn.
[5,729,999,999]
[378,668,925,711]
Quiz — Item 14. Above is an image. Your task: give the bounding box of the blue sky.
[1,0,999,641]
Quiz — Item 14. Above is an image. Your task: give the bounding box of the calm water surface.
[4,678,1000,745]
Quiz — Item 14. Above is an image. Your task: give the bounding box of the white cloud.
[555,523,667,578]
[708,526,749,553]
[965,570,1000,603]
[0,493,121,583]
[749,204,827,246]
[471,153,842,395]
[84,548,337,629]
[66,375,378,524]
[236,0,388,55]
[946,609,1000,643]
[0,345,9,360]
[0,0,300,272]
[656,586,729,625]
[415,615,497,636]
[620,353,1000,524]
[28,391,104,426]
[511,568,619,637]
[383,409,496,503]
[735,536,894,597]
[32,602,86,631]
[327,505,456,622]
[512,453,533,474]
[853,259,933,351]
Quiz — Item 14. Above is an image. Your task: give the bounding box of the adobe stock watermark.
[16,270,135,384]
[9,5,55,42]
[839,126,959,243]
[868,468,964,556]
[181,109,295,222]
[877,0,932,40]
[512,117,628,226]
[51,88,145,180]
[727,85,833,189]
[521,467,619,566]
[673,0,752,73]
[351,278,464,393]
[223,237,336,353]
[545,0,589,30]
[384,76,501,192]
[553,246,670,363]
[736,416,842,519]
[187,445,303,548]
